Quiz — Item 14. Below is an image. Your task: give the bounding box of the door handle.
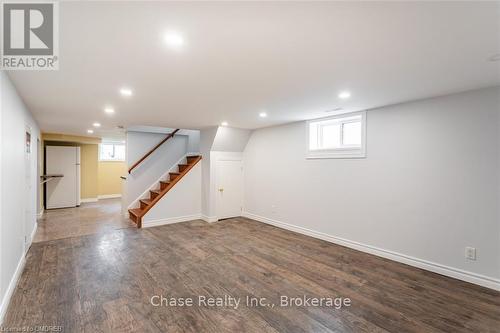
[219,188,224,192]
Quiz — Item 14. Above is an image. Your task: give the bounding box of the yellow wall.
[80,144,99,199]
[42,133,100,144]
[98,161,126,196]
[42,133,125,205]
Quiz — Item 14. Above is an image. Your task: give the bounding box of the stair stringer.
[141,161,202,228]
[127,153,197,212]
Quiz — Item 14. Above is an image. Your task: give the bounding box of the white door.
[216,160,243,219]
[46,146,78,209]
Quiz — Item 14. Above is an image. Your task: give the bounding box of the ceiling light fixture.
[120,88,133,97]
[104,107,115,114]
[164,31,185,50]
[87,129,94,134]
[338,91,351,99]
[93,122,101,128]
[221,121,228,126]
[259,112,268,118]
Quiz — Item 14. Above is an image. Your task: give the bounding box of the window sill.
[306,150,366,159]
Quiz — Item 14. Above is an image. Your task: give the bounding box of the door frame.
[24,125,32,253]
[213,152,244,220]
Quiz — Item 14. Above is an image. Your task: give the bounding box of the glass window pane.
[321,124,340,149]
[342,121,361,146]
[100,144,114,160]
[100,144,125,161]
[309,123,319,150]
[115,145,125,160]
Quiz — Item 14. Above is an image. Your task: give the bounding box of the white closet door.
[216,159,244,219]
[46,146,78,209]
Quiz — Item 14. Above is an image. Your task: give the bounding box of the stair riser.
[129,156,202,229]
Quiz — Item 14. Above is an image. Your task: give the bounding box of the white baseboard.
[0,221,38,324]
[36,209,44,219]
[97,194,121,199]
[142,214,202,228]
[80,197,98,203]
[0,253,27,325]
[29,223,37,246]
[201,215,218,223]
[242,211,500,291]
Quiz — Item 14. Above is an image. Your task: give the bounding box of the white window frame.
[306,111,366,159]
[99,142,126,162]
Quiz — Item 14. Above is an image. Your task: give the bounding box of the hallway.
[34,198,134,242]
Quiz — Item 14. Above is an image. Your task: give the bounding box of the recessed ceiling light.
[489,54,500,62]
[338,91,351,99]
[259,112,268,118]
[120,88,133,97]
[164,31,185,49]
[104,107,115,114]
[87,129,94,134]
[221,121,228,126]
[93,122,101,128]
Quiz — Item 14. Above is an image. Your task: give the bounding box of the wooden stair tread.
[129,208,144,217]
[130,155,202,228]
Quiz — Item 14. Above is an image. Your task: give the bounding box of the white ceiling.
[7,1,500,137]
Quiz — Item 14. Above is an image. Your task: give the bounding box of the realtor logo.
[1,1,59,70]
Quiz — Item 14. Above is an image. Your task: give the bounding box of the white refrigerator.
[46,146,81,209]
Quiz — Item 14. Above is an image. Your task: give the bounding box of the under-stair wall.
[124,130,198,210]
[141,159,202,227]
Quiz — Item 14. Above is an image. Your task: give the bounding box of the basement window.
[307,111,366,159]
[99,143,125,161]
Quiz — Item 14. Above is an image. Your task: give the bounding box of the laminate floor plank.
[2,215,499,333]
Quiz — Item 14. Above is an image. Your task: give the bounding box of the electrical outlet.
[465,247,476,260]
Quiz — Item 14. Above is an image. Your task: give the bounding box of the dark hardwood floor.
[3,217,500,332]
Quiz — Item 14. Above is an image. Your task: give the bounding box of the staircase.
[128,155,202,228]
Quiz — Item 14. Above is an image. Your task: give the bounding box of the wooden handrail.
[128,129,180,173]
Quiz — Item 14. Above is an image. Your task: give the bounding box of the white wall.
[0,72,40,322]
[243,87,500,290]
[200,127,218,219]
[125,131,189,209]
[142,162,202,227]
[199,126,251,220]
[211,126,251,152]
[0,69,3,325]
